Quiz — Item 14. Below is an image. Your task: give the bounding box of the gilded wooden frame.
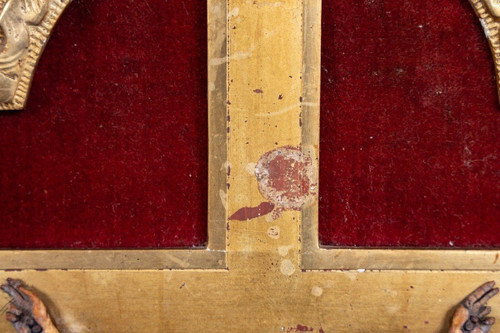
[0,1,498,332]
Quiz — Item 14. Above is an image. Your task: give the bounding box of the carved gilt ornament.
[0,0,70,110]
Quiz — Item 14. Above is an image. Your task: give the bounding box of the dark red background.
[0,0,208,248]
[320,0,499,247]
[1,1,497,250]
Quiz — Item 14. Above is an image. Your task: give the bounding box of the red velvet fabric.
[0,0,207,248]
[319,0,499,248]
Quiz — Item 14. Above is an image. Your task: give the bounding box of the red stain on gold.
[286,325,314,332]
[229,202,275,221]
[230,146,317,221]
[255,146,317,213]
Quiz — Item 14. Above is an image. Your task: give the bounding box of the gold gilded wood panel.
[0,0,228,270]
[301,0,500,271]
[0,1,498,333]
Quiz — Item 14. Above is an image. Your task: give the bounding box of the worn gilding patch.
[230,146,317,221]
[280,259,295,276]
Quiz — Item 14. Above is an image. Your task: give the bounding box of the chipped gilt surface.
[0,1,499,332]
[0,0,71,110]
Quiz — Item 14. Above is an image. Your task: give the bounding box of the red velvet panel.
[0,0,208,248]
[319,0,499,247]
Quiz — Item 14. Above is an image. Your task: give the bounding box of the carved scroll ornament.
[0,0,70,110]
[469,0,500,103]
